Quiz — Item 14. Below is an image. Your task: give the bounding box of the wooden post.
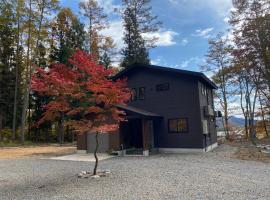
[142,119,150,156]
[142,119,148,150]
[76,133,87,153]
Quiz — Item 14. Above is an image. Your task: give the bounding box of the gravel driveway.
[0,145,269,200]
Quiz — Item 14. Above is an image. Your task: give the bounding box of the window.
[138,87,145,100]
[201,84,207,96]
[168,118,188,133]
[131,88,137,101]
[207,89,213,106]
[156,83,170,92]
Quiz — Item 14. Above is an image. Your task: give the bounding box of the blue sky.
[60,0,233,72]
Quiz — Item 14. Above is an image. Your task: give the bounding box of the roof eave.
[112,64,218,89]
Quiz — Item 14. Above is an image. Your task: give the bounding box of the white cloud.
[91,0,121,15]
[180,60,190,68]
[102,20,179,49]
[151,58,162,65]
[101,20,125,50]
[151,56,168,66]
[180,38,188,46]
[179,57,204,69]
[223,17,230,23]
[143,30,179,47]
[192,27,214,39]
[102,21,178,66]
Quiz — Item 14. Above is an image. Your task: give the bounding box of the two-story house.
[77,64,218,155]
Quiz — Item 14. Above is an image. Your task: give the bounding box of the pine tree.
[121,0,161,67]
[50,8,86,64]
[48,8,86,143]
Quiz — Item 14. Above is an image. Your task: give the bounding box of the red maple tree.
[31,50,130,175]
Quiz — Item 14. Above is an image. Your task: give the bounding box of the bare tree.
[203,33,234,138]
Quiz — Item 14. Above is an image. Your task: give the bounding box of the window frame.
[201,84,207,96]
[168,118,189,133]
[138,87,145,100]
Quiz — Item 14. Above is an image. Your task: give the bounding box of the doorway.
[120,118,143,149]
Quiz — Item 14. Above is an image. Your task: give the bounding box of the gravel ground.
[0,144,269,200]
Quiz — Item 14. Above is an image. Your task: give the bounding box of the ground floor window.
[168,118,188,133]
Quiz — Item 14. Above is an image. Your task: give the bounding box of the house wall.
[87,133,109,153]
[77,133,87,152]
[198,81,217,147]
[86,131,120,153]
[81,67,218,153]
[124,67,204,149]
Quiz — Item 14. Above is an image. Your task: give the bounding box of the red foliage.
[31,50,130,134]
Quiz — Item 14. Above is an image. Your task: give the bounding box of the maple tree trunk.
[93,132,99,175]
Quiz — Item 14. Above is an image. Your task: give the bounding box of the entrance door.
[120,119,143,149]
[130,119,143,148]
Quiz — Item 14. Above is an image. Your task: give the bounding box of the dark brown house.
[77,64,218,155]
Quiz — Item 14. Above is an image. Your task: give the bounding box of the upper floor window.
[131,88,137,101]
[207,89,213,106]
[156,83,170,92]
[168,118,188,133]
[138,87,145,100]
[201,84,207,96]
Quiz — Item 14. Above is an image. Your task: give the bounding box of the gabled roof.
[113,63,217,89]
[116,104,162,118]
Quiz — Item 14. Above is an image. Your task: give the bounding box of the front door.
[120,119,143,149]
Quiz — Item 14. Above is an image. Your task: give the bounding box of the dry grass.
[0,145,76,159]
[234,146,270,163]
[225,137,270,163]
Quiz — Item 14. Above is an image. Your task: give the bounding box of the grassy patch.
[0,140,37,147]
[0,145,76,159]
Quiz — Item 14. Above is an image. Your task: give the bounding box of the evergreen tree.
[121,0,161,67]
[50,8,86,64]
[48,8,86,143]
[0,0,17,132]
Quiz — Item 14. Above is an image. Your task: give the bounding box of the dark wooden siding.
[124,67,204,148]
[77,133,87,150]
